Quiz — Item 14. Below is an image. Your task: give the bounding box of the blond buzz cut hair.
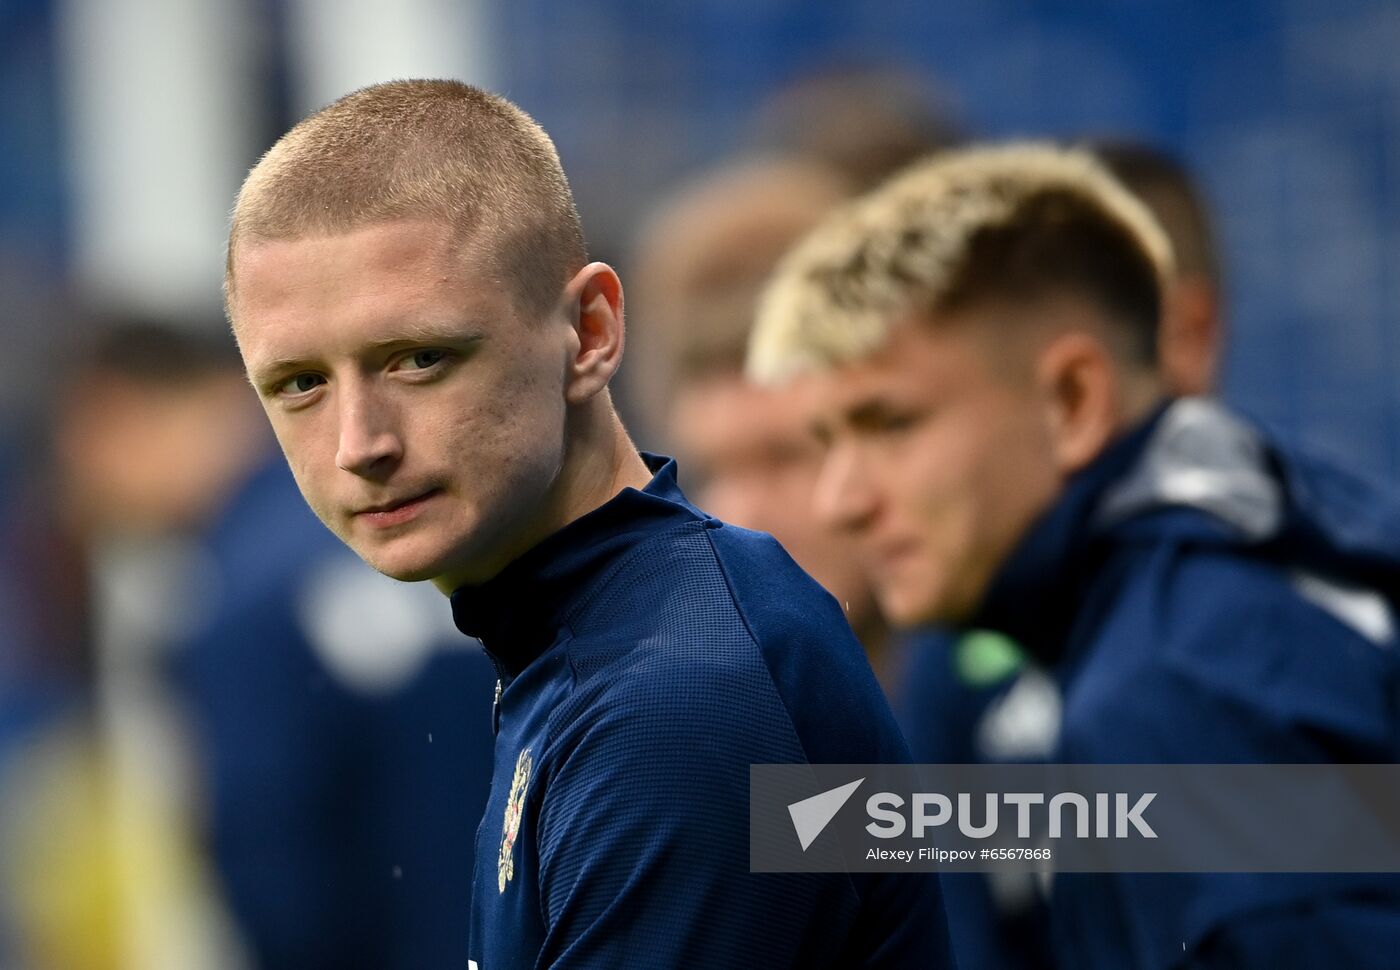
[747,142,1174,384]
[226,79,586,318]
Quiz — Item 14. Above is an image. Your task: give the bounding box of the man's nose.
[335,382,403,478]
[812,444,878,534]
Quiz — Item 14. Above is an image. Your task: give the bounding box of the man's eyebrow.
[807,396,894,441]
[248,325,486,386]
[845,398,900,426]
[362,320,487,349]
[248,354,317,388]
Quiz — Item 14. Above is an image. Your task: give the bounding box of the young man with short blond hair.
[752,142,1400,969]
[227,79,951,970]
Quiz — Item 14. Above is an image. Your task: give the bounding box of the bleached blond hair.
[747,142,1174,383]
[226,79,585,318]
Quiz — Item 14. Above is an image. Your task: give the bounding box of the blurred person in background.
[621,65,970,677]
[887,139,1226,760]
[887,137,1226,969]
[746,65,966,191]
[1092,139,1223,398]
[751,142,1400,969]
[0,320,264,970]
[49,323,266,537]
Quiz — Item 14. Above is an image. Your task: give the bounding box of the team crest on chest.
[498,747,533,893]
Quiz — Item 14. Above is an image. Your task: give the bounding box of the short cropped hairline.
[225,79,587,322]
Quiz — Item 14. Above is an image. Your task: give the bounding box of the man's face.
[57,370,265,535]
[800,314,1063,626]
[231,219,573,589]
[670,374,876,624]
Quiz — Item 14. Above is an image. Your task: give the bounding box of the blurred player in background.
[887,138,1226,969]
[888,138,1227,756]
[624,64,970,681]
[225,79,952,968]
[751,142,1400,969]
[0,321,262,970]
[746,65,965,190]
[1093,139,1223,397]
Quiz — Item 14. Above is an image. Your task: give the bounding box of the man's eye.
[878,413,918,433]
[278,373,326,395]
[405,349,448,370]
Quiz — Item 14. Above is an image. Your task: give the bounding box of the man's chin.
[351,542,454,585]
[358,546,506,591]
[878,583,967,630]
[361,557,443,584]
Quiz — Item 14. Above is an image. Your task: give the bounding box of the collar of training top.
[969,395,1345,665]
[449,453,705,676]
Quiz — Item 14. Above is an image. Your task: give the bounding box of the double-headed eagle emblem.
[498,747,533,893]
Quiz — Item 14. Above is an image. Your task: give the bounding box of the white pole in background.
[57,0,259,321]
[284,0,497,119]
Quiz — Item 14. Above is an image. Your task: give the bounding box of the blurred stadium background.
[5,0,1400,478]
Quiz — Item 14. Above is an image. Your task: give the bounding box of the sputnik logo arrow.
[787,778,864,851]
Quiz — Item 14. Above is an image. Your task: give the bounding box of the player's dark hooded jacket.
[967,397,1400,969]
[452,455,952,970]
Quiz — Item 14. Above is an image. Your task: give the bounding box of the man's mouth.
[355,488,443,527]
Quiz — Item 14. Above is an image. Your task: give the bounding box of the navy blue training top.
[965,398,1400,970]
[451,455,952,970]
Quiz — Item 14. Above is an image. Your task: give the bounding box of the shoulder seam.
[702,529,815,768]
[703,528,867,909]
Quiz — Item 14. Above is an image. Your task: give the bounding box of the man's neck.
[558,399,653,519]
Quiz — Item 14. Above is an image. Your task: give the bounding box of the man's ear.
[560,262,625,404]
[1034,331,1122,474]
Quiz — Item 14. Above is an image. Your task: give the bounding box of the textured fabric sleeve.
[533,664,868,969]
